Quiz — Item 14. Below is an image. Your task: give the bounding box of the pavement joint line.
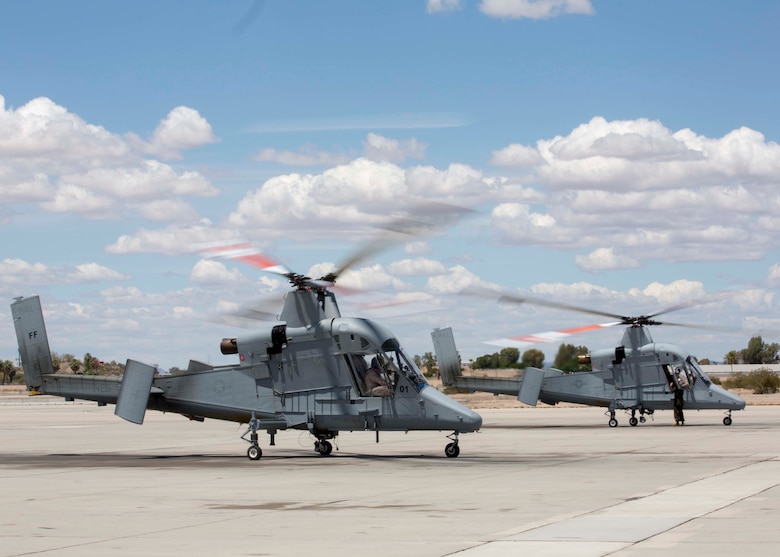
[449,460,780,556]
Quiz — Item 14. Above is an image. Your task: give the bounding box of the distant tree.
[473,353,499,370]
[498,347,520,368]
[724,350,739,365]
[521,348,545,369]
[740,336,780,365]
[553,343,589,373]
[69,358,81,373]
[421,351,438,378]
[83,352,94,373]
[1,360,15,384]
[698,357,711,365]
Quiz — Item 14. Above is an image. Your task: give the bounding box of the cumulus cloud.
[487,117,780,265]
[189,259,250,285]
[0,95,129,160]
[490,143,544,167]
[106,221,240,255]
[0,258,127,289]
[147,106,218,159]
[0,96,218,223]
[575,248,640,273]
[386,257,448,276]
[227,158,498,235]
[363,133,427,163]
[427,265,497,294]
[479,0,594,20]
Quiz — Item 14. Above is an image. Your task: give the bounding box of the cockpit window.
[381,338,428,391]
[345,340,428,397]
[686,356,711,386]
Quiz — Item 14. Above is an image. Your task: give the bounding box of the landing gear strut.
[445,432,461,458]
[241,413,262,461]
[607,408,618,428]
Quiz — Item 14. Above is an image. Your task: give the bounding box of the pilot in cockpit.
[365,357,393,396]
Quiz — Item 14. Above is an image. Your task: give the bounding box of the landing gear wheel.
[629,417,639,427]
[445,442,460,458]
[247,445,262,461]
[639,416,646,424]
[315,440,333,456]
[723,416,732,426]
[608,418,618,428]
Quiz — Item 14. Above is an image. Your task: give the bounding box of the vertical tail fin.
[10,296,55,392]
[431,327,462,387]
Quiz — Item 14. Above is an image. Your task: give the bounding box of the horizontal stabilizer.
[518,367,545,406]
[115,360,156,424]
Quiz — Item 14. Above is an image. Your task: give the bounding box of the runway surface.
[1,397,779,556]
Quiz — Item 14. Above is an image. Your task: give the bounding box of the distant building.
[702,364,780,378]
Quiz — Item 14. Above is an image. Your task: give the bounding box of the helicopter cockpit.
[334,317,428,398]
[666,355,711,390]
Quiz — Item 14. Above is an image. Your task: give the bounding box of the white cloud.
[486,117,780,265]
[427,0,463,14]
[479,0,594,20]
[575,248,640,273]
[0,96,219,223]
[490,143,544,166]
[387,257,448,276]
[40,184,116,217]
[147,106,218,160]
[0,95,129,160]
[427,265,497,294]
[189,259,250,285]
[631,280,707,307]
[363,133,427,163]
[254,145,351,166]
[767,264,780,287]
[106,222,240,255]
[0,258,127,290]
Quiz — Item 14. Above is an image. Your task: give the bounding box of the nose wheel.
[445,432,461,458]
[723,410,733,426]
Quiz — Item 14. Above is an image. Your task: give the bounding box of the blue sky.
[2,0,780,368]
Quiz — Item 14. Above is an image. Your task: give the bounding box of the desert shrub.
[722,368,780,394]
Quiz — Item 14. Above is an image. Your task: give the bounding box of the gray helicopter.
[11,240,481,461]
[433,291,745,427]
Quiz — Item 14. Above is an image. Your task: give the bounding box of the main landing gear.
[313,432,337,456]
[242,414,263,461]
[606,407,654,428]
[242,413,279,461]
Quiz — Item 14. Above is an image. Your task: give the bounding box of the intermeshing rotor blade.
[462,286,628,322]
[198,242,292,277]
[326,202,473,282]
[644,291,736,320]
[486,322,623,348]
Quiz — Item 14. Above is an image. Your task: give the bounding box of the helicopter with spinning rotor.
[433,289,746,427]
[12,208,482,460]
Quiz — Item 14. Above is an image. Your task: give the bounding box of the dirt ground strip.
[1,383,776,408]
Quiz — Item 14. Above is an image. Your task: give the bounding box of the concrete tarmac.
[1,398,779,556]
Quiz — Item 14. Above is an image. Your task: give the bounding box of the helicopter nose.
[710,383,747,410]
[420,386,482,432]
